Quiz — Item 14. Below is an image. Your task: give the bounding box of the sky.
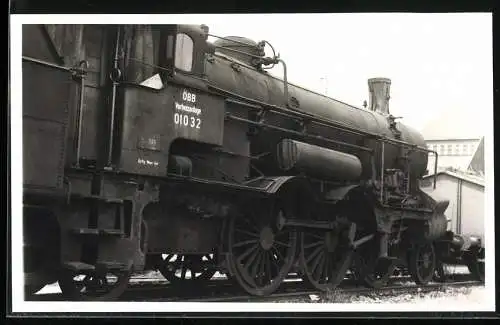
[204,13,493,137]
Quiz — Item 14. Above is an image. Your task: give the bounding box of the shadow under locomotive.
[21,24,485,300]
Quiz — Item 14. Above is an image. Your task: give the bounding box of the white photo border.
[9,13,496,314]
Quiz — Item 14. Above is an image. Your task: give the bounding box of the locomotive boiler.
[20,23,483,300]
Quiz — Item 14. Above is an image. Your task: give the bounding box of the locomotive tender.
[21,24,484,299]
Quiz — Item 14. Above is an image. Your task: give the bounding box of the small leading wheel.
[227,211,298,296]
[299,229,353,291]
[58,268,131,301]
[156,254,217,285]
[408,242,436,285]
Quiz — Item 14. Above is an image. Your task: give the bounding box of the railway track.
[28,272,482,302]
[179,280,483,303]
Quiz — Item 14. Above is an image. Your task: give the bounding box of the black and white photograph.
[9,13,495,314]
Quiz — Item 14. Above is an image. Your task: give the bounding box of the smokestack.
[368,78,391,115]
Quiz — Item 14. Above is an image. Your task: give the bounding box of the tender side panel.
[22,61,73,190]
[43,24,108,165]
[22,25,63,64]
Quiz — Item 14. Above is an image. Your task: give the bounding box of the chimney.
[368,78,391,115]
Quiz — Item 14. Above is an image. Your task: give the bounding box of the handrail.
[106,26,122,168]
[208,84,433,154]
[226,114,373,153]
[22,56,72,72]
[212,83,440,192]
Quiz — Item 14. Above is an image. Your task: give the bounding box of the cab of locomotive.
[113,25,227,178]
[134,24,214,89]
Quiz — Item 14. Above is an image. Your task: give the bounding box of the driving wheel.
[227,211,298,296]
[299,229,353,291]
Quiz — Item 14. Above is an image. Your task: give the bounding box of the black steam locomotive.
[21,24,484,300]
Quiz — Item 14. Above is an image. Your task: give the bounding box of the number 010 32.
[174,113,201,129]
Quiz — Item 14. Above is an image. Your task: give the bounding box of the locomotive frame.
[20,23,484,300]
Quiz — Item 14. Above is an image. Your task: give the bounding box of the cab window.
[175,33,194,72]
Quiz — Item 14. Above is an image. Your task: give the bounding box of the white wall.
[460,181,485,241]
[421,174,484,241]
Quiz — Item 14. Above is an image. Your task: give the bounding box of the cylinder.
[276,139,362,181]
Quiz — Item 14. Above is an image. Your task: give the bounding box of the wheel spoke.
[325,255,333,283]
[243,246,261,269]
[249,251,263,278]
[312,254,325,281]
[304,240,323,250]
[274,239,291,248]
[306,245,323,264]
[310,248,324,271]
[271,246,285,261]
[156,254,216,285]
[237,243,259,264]
[265,251,273,282]
[257,252,267,285]
[307,232,326,240]
[270,251,281,272]
[236,228,260,238]
[233,239,259,248]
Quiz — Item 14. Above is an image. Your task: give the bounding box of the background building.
[420,109,483,174]
[425,138,481,173]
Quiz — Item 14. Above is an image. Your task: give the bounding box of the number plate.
[174,89,202,130]
[171,87,224,146]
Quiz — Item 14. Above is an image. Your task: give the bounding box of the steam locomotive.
[21,24,484,300]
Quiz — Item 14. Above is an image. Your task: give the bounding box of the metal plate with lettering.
[171,87,224,146]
